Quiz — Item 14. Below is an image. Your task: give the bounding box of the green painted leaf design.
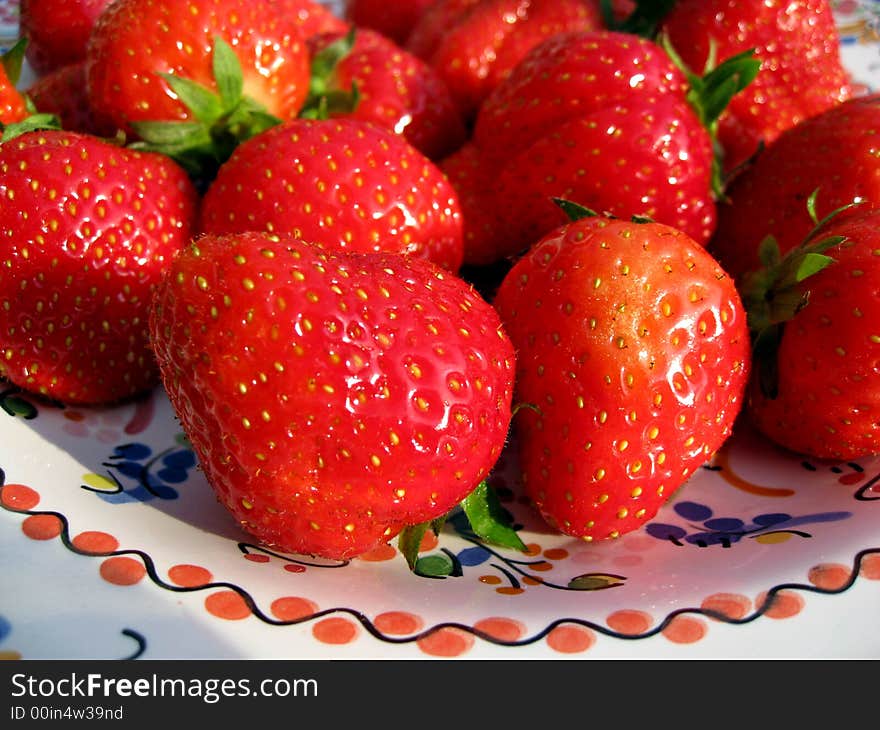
[1,395,37,419]
[567,573,627,591]
[414,553,454,578]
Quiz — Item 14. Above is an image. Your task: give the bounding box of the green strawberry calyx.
[741,190,863,399]
[128,36,283,183]
[397,480,526,574]
[0,39,61,142]
[299,28,361,120]
[660,35,760,199]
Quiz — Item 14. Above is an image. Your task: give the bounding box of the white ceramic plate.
[2,1,880,660]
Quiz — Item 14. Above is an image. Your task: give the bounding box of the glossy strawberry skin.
[19,0,113,75]
[484,95,716,264]
[494,216,750,541]
[747,210,880,460]
[407,0,604,120]
[308,27,467,160]
[662,0,851,176]
[278,0,350,38]
[85,0,311,136]
[199,118,465,272]
[711,95,880,285]
[0,64,26,125]
[454,30,716,265]
[150,231,516,560]
[0,131,199,405]
[26,63,116,136]
[346,0,434,46]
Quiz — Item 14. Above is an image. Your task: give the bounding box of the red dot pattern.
[312,617,359,645]
[205,590,251,621]
[417,627,474,657]
[546,625,595,654]
[21,514,62,540]
[100,556,146,586]
[0,484,40,510]
[168,564,213,587]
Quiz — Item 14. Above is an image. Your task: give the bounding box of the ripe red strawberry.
[451,30,757,265]
[149,230,516,560]
[0,65,26,127]
[1,40,28,126]
[741,206,880,460]
[25,63,116,137]
[0,130,199,405]
[659,0,852,176]
[19,0,113,75]
[305,27,467,160]
[494,211,750,542]
[85,0,312,172]
[279,0,350,38]
[711,95,880,285]
[406,0,605,121]
[199,117,465,272]
[346,0,434,46]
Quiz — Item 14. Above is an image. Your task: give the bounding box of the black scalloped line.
[4,493,880,652]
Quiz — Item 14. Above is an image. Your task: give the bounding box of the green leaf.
[460,480,526,552]
[794,252,836,283]
[158,72,223,124]
[1,113,62,142]
[757,235,781,269]
[397,522,429,572]
[1,37,27,84]
[212,36,243,111]
[310,27,357,96]
[567,572,627,591]
[552,197,597,222]
[413,553,454,578]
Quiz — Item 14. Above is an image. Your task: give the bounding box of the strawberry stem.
[741,190,863,398]
[397,480,525,573]
[300,28,361,120]
[660,34,760,199]
[128,36,282,183]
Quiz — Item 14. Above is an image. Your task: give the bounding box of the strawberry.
[85,0,312,177]
[345,0,434,46]
[305,27,467,160]
[278,0,350,38]
[199,117,465,272]
[657,0,852,177]
[25,63,116,137]
[1,40,28,126]
[406,0,605,121]
[19,0,113,75]
[0,130,199,405]
[493,209,750,542]
[741,204,880,460]
[450,30,757,265]
[710,95,880,285]
[149,230,516,560]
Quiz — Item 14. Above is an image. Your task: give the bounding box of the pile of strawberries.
[1,0,878,565]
